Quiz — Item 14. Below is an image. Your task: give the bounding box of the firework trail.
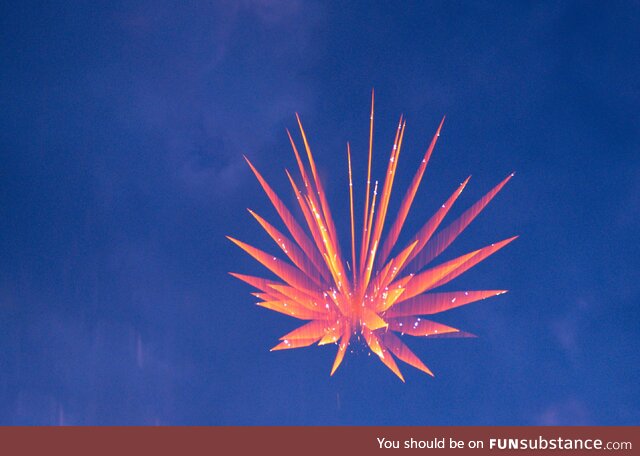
[228,93,515,381]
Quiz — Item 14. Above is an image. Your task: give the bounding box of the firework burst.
[228,93,516,381]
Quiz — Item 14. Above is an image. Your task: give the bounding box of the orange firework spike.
[271,337,322,351]
[428,236,518,291]
[229,272,270,290]
[361,307,388,330]
[367,258,395,299]
[377,287,407,313]
[286,129,315,195]
[247,209,323,287]
[229,272,286,296]
[366,118,405,276]
[303,194,350,297]
[266,284,325,313]
[401,176,471,273]
[408,173,514,272]
[295,115,344,263]
[361,180,379,289]
[252,292,278,301]
[286,128,334,259]
[380,331,434,376]
[227,237,319,294]
[378,345,405,382]
[330,328,352,376]
[385,290,508,318]
[280,320,328,341]
[387,317,460,337]
[244,156,327,275]
[360,91,375,275]
[362,327,385,359]
[378,117,445,268]
[230,101,515,381]
[303,196,340,277]
[318,330,341,346]
[382,240,419,286]
[284,170,332,284]
[372,274,415,313]
[397,249,480,302]
[347,143,357,287]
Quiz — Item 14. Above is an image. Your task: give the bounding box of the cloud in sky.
[535,398,591,426]
[111,1,324,197]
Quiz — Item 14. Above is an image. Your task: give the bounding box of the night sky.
[1,1,638,425]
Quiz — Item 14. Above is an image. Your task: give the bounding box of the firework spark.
[228,93,515,381]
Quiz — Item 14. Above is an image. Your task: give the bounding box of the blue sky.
[1,1,638,425]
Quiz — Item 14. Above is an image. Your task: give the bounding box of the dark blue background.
[1,1,638,425]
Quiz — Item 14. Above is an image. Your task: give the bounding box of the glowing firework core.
[229,93,515,381]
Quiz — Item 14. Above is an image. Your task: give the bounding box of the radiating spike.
[368,258,395,298]
[401,176,471,274]
[330,327,352,376]
[380,331,434,376]
[286,128,315,194]
[252,292,278,301]
[384,240,418,285]
[366,117,404,275]
[378,117,445,267]
[271,336,322,351]
[377,344,405,382]
[305,195,348,293]
[244,156,327,274]
[229,272,285,294]
[427,237,518,290]
[347,143,357,288]
[286,129,334,278]
[360,307,388,331]
[318,321,343,345]
[394,249,478,302]
[280,320,328,341]
[267,283,326,312]
[399,236,516,302]
[318,333,339,345]
[360,90,375,270]
[362,327,384,359]
[377,287,407,313]
[227,236,319,294]
[284,170,332,283]
[410,173,514,271]
[361,181,379,288]
[385,290,508,317]
[387,317,460,337]
[296,114,344,265]
[247,209,323,287]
